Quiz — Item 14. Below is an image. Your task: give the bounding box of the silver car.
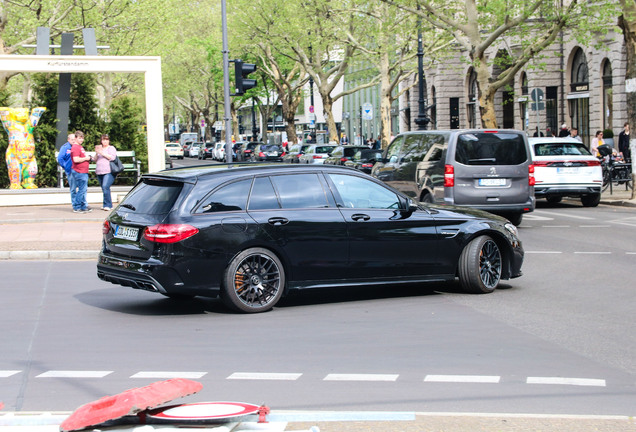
[298,144,336,164]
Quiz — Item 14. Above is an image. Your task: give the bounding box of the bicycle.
[600,158,633,192]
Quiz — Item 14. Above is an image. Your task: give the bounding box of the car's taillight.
[102,220,110,235]
[259,152,265,157]
[361,163,373,168]
[340,157,349,162]
[313,155,323,159]
[529,164,535,186]
[444,164,454,187]
[532,161,550,167]
[585,160,601,166]
[143,224,199,243]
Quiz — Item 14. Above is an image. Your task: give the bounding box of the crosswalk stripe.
[0,370,21,377]
[131,371,207,379]
[324,374,399,382]
[424,375,500,383]
[36,370,113,378]
[227,372,302,380]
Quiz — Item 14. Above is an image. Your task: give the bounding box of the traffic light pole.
[221,0,233,163]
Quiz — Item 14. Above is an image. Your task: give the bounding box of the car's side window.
[270,174,330,209]
[386,136,404,163]
[328,174,400,209]
[248,176,280,210]
[196,179,251,213]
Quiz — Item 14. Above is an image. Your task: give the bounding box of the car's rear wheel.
[458,235,502,294]
[505,212,523,226]
[546,196,562,204]
[581,193,601,207]
[222,248,285,313]
[419,192,433,203]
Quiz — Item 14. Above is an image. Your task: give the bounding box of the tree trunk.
[619,2,636,198]
[476,57,498,128]
[319,91,339,143]
[282,97,299,146]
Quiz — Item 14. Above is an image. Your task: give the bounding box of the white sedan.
[529,137,603,207]
[165,142,184,159]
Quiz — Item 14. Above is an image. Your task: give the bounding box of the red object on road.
[59,378,203,432]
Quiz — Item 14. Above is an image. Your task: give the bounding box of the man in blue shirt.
[57,133,77,210]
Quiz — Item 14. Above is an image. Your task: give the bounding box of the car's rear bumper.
[446,197,536,214]
[535,184,602,197]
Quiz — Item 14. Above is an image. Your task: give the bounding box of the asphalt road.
[1,201,635,420]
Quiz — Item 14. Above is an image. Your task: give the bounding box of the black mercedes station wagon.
[97,164,524,313]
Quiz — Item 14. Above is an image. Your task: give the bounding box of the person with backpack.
[57,133,77,210]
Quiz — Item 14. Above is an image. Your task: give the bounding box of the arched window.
[569,48,590,146]
[571,48,589,91]
[602,60,613,130]
[519,72,529,131]
[431,86,437,129]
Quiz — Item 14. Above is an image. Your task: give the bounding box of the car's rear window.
[261,145,282,151]
[533,142,591,156]
[121,179,183,215]
[455,132,528,165]
[315,146,335,153]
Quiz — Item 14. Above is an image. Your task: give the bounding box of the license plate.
[267,152,279,156]
[114,225,139,241]
[556,167,579,174]
[478,178,506,186]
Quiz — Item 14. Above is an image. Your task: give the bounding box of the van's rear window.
[455,133,528,165]
[121,179,183,214]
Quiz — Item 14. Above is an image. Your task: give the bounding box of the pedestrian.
[340,133,349,145]
[546,127,555,137]
[558,123,570,137]
[70,130,93,213]
[591,130,604,157]
[57,133,77,209]
[618,122,630,162]
[95,134,117,211]
[373,137,381,150]
[569,127,582,142]
[533,127,544,137]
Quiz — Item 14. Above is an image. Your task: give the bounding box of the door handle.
[268,217,289,226]
[351,213,370,222]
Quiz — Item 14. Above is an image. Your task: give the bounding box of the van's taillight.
[102,220,110,234]
[259,152,265,157]
[444,164,454,187]
[529,164,536,186]
[143,224,199,243]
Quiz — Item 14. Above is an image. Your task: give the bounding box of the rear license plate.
[115,225,139,241]
[556,167,579,174]
[478,178,506,186]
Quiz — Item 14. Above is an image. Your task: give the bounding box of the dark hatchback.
[324,145,370,166]
[97,164,524,313]
[346,149,383,173]
[254,144,284,162]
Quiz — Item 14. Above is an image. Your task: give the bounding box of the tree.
[383,0,620,128]
[618,0,636,199]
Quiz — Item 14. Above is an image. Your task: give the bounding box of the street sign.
[361,102,373,120]
[309,105,314,114]
[530,88,544,111]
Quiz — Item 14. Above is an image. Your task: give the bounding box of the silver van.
[371,129,535,225]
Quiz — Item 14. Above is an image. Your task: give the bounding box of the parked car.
[346,149,383,174]
[283,144,311,163]
[165,142,184,159]
[213,142,226,161]
[189,142,203,158]
[371,129,535,226]
[200,142,216,160]
[528,137,602,207]
[242,142,261,161]
[298,144,336,164]
[97,164,524,313]
[254,144,284,162]
[324,145,369,166]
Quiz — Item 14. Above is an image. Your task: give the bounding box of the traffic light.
[234,59,257,95]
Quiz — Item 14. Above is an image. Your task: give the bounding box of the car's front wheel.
[458,235,502,294]
[221,248,285,313]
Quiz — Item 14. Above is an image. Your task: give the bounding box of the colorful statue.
[0,107,47,189]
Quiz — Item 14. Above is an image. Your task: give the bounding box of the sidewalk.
[0,188,635,260]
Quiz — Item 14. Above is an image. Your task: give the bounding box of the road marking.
[574,251,612,255]
[541,225,571,228]
[324,374,399,382]
[526,377,606,387]
[227,372,302,380]
[524,251,562,254]
[522,214,554,221]
[579,225,611,228]
[534,210,594,220]
[0,370,20,377]
[424,375,500,383]
[131,371,207,379]
[36,370,113,378]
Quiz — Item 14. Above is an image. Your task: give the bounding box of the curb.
[0,250,99,260]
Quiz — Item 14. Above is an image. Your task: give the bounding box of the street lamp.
[414,10,431,131]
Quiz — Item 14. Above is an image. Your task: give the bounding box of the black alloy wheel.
[458,235,502,294]
[222,248,285,313]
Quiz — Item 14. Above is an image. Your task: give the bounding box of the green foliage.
[108,96,147,183]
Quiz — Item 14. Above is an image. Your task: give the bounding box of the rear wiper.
[121,203,136,211]
[468,158,497,164]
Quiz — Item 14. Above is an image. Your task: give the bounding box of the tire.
[602,169,611,192]
[546,196,562,204]
[419,193,434,204]
[581,193,601,207]
[505,213,523,226]
[458,235,502,294]
[221,248,285,313]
